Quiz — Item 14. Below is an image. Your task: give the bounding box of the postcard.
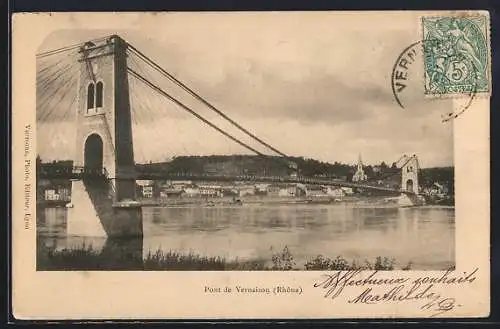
[12,11,490,319]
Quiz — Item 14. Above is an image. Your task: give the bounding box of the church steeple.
[353,153,367,182]
[357,153,363,171]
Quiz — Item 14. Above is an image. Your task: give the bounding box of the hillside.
[37,155,454,189]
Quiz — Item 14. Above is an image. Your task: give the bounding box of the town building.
[279,186,297,197]
[221,186,238,197]
[136,180,156,198]
[159,191,169,200]
[58,187,71,201]
[166,180,192,189]
[326,187,344,199]
[38,179,52,189]
[159,183,185,198]
[45,189,59,201]
[267,184,281,196]
[306,187,329,198]
[295,184,307,197]
[288,161,298,178]
[255,183,269,193]
[237,185,255,197]
[341,187,354,195]
[142,186,154,198]
[267,184,286,197]
[184,186,201,197]
[199,184,223,197]
[424,182,449,197]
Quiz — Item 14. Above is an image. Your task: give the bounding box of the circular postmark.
[391,39,479,123]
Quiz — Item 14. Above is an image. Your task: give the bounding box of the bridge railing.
[153,172,354,185]
[38,166,108,179]
[73,166,108,178]
[132,171,409,193]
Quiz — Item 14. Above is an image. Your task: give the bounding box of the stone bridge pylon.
[67,35,143,238]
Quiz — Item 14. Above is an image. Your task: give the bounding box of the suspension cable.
[127,67,266,157]
[36,35,110,59]
[126,44,289,158]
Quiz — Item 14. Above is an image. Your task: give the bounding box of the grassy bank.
[37,242,419,271]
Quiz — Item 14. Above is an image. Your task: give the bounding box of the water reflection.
[37,204,455,270]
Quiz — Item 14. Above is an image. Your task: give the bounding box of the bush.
[304,255,397,271]
[271,246,296,270]
[374,256,395,270]
[402,261,413,271]
[143,249,267,271]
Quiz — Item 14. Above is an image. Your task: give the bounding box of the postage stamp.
[422,15,490,95]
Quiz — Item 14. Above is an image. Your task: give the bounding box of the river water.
[37,204,455,270]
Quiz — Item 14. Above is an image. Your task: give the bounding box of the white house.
[326,187,344,199]
[278,186,296,197]
[136,180,154,186]
[169,180,192,190]
[199,185,222,197]
[238,186,255,197]
[255,183,269,193]
[341,187,354,195]
[142,186,153,198]
[184,186,200,197]
[45,189,59,201]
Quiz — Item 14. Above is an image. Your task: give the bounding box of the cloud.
[198,63,392,124]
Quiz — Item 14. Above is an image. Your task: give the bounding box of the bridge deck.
[38,166,411,195]
[135,173,406,193]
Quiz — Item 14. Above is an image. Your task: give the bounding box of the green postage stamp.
[422,15,490,95]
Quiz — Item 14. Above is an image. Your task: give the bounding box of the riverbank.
[37,243,424,271]
[36,194,454,208]
[137,195,351,207]
[142,195,384,206]
[133,195,454,208]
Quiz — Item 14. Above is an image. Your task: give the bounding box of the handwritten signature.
[313,269,477,317]
[346,284,460,317]
[313,270,410,300]
[420,295,461,317]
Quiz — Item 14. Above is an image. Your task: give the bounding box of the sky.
[36,13,454,168]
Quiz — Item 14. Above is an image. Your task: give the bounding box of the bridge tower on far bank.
[401,154,419,195]
[67,35,142,238]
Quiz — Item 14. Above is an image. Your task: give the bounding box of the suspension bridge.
[36,34,422,238]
